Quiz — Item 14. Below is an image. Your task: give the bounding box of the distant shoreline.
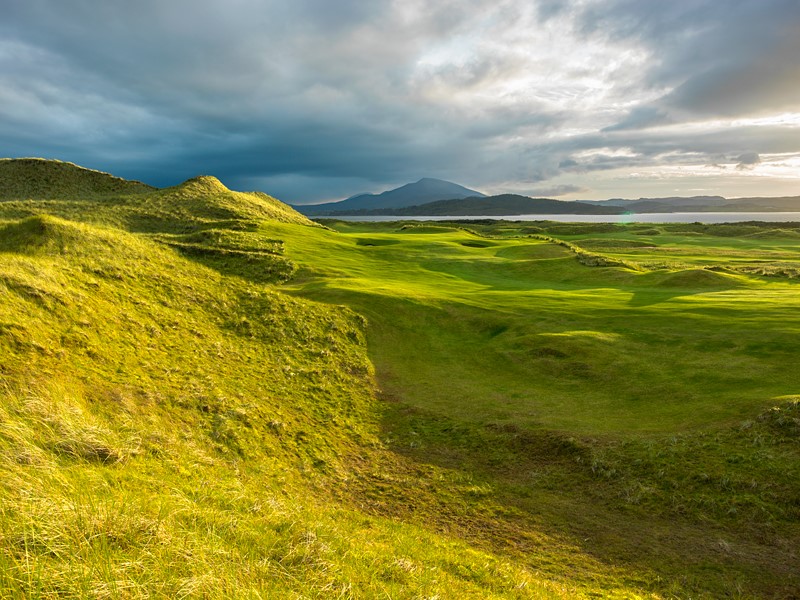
[321,212,800,224]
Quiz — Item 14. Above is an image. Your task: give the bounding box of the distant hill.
[328,194,626,216]
[588,195,800,213]
[295,178,485,215]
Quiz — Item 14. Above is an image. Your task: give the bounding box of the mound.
[175,175,230,195]
[654,268,741,289]
[398,225,460,234]
[155,177,314,226]
[576,238,655,249]
[745,228,800,239]
[0,160,314,231]
[0,158,154,199]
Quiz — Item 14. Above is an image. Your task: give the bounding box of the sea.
[327,212,800,224]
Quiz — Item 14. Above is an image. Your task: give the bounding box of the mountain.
[327,193,626,216]
[295,177,485,215]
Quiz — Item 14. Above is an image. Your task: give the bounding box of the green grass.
[277,219,800,597]
[1,161,799,598]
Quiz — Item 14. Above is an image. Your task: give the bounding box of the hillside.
[328,193,625,216]
[2,159,799,598]
[0,158,155,199]
[0,160,313,230]
[295,177,485,215]
[0,160,562,598]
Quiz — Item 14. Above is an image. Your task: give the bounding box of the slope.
[0,163,590,598]
[0,158,154,199]
[0,215,581,598]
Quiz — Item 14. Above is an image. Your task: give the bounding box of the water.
[327,212,800,224]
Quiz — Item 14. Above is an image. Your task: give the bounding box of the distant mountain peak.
[296,177,485,215]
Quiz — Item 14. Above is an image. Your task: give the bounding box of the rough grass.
[0,158,154,199]
[281,218,800,597]
[2,161,800,597]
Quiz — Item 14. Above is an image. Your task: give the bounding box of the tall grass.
[2,161,800,597]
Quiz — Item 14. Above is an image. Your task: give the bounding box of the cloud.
[0,0,799,200]
[524,184,588,197]
[587,0,800,124]
[735,152,761,170]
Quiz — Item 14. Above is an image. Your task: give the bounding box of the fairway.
[277,220,800,433]
[270,218,800,596]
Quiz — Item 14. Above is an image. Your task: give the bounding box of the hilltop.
[0,158,155,199]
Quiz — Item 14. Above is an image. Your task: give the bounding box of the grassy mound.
[154,177,312,226]
[0,158,313,233]
[0,158,153,199]
[653,268,743,288]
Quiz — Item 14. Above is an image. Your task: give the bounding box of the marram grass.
[1,160,799,598]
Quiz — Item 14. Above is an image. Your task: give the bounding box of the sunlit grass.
[1,161,799,597]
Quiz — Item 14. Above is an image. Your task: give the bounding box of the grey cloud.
[736,152,761,170]
[602,107,672,132]
[0,0,798,200]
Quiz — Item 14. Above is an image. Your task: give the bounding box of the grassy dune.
[1,160,799,598]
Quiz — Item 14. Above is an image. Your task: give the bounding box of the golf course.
[1,159,798,598]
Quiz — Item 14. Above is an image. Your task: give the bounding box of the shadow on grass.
[627,268,745,306]
[365,399,800,599]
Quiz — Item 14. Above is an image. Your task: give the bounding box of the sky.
[1,0,799,204]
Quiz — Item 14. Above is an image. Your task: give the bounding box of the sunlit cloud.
[0,0,798,201]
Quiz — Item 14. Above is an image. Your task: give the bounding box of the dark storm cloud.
[1,0,798,201]
[1,0,535,198]
[735,152,761,170]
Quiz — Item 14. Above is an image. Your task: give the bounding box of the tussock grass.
[3,161,800,597]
